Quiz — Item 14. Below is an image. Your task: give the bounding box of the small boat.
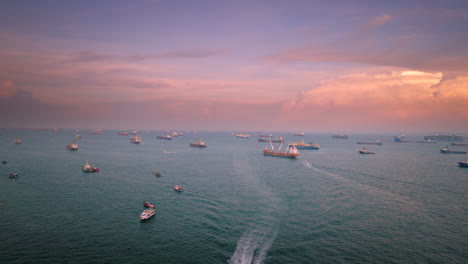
[117,131,129,136]
[190,139,207,148]
[82,161,100,172]
[66,142,79,151]
[2,160,7,164]
[358,148,375,154]
[143,201,155,208]
[332,134,349,139]
[458,161,468,168]
[75,134,82,139]
[357,140,383,145]
[293,132,305,136]
[263,141,300,159]
[174,185,184,192]
[9,173,18,178]
[140,208,156,221]
[289,140,320,150]
[153,170,161,177]
[451,143,468,146]
[130,136,141,144]
[156,135,172,140]
[14,137,22,144]
[440,146,467,154]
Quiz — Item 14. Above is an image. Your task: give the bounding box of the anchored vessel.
[357,140,383,145]
[190,139,207,148]
[440,146,467,154]
[263,141,300,159]
[130,136,141,144]
[289,140,320,150]
[332,134,349,139]
[143,201,155,208]
[458,161,468,168]
[359,148,375,154]
[157,135,172,140]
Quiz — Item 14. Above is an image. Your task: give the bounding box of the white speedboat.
[140,209,156,221]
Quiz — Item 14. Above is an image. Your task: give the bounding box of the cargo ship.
[263,141,299,159]
[451,143,468,146]
[157,135,172,140]
[357,140,382,145]
[289,140,320,150]
[258,136,284,143]
[190,139,207,148]
[332,134,349,139]
[440,146,467,154]
[424,135,464,141]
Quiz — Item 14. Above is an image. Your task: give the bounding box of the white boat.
[140,208,156,220]
[174,185,184,192]
[14,137,22,144]
[66,142,78,151]
[130,136,141,144]
[235,133,251,139]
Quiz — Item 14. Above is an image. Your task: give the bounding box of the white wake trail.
[228,227,277,264]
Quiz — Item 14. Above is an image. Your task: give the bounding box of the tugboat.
[263,141,300,159]
[82,161,100,172]
[458,161,468,168]
[143,201,155,208]
[140,208,156,221]
[174,185,184,192]
[440,146,467,154]
[190,139,207,148]
[358,148,375,154]
[130,136,141,144]
[66,142,79,151]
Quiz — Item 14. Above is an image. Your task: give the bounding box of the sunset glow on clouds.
[1,1,467,132]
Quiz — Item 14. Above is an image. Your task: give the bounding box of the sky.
[1,0,468,133]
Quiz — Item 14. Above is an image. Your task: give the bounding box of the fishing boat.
[14,137,22,144]
[440,146,467,154]
[289,140,320,150]
[9,173,18,178]
[156,135,172,140]
[358,148,375,154]
[130,136,141,144]
[174,185,184,192]
[66,142,79,151]
[153,170,161,177]
[332,134,349,139]
[458,161,468,168]
[451,143,468,146]
[140,208,156,221]
[263,141,300,159]
[357,140,383,145]
[82,161,100,172]
[190,139,207,148]
[143,201,155,208]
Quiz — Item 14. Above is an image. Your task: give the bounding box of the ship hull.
[440,150,467,154]
[190,144,207,148]
[357,142,382,145]
[459,162,468,168]
[263,150,298,159]
[451,143,468,146]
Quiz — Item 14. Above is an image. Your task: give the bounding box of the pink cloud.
[369,14,394,28]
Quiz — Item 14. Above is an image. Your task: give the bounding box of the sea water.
[0,130,467,263]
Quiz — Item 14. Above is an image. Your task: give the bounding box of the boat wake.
[228,226,277,264]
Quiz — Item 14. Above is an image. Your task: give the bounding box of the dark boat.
[143,201,155,208]
[458,161,468,168]
[358,148,375,154]
[258,136,284,143]
[157,135,172,140]
[440,146,467,154]
[9,173,18,178]
[153,170,161,177]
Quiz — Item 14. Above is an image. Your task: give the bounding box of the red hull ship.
[263,144,299,159]
[190,139,207,148]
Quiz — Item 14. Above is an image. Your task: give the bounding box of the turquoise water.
[1,130,467,263]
